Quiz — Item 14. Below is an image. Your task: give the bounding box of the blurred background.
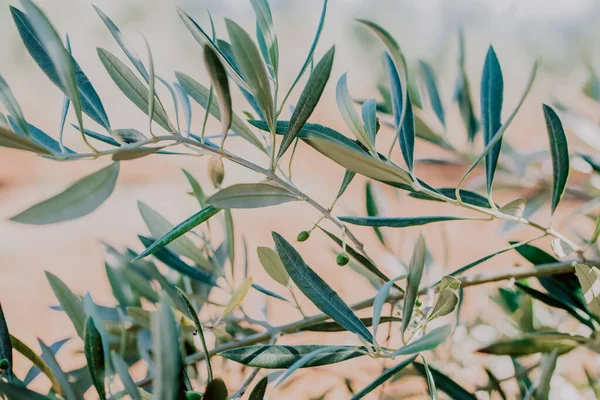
[2,0,600,398]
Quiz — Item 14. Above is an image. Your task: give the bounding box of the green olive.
[336,252,350,266]
[296,230,310,242]
[186,392,203,400]
[0,359,9,371]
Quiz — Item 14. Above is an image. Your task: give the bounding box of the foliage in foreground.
[1,0,600,398]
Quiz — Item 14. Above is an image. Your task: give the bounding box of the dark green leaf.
[340,215,477,228]
[278,46,335,159]
[248,376,268,400]
[134,206,220,261]
[203,378,228,400]
[351,355,416,400]
[11,163,119,225]
[272,232,373,343]
[301,316,402,332]
[84,317,106,400]
[419,60,445,127]
[402,235,426,334]
[542,104,569,215]
[336,170,356,199]
[221,344,366,368]
[408,187,492,209]
[11,7,110,130]
[0,381,52,400]
[413,361,477,400]
[0,303,12,382]
[481,46,504,195]
[365,182,385,245]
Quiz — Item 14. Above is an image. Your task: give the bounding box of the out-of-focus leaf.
[38,340,77,400]
[84,317,106,400]
[112,146,165,161]
[221,344,366,368]
[0,304,12,382]
[402,235,426,334]
[203,378,228,400]
[257,246,289,286]
[275,345,344,387]
[574,263,600,316]
[8,116,74,155]
[278,46,335,159]
[365,182,386,246]
[533,349,558,400]
[45,272,86,338]
[251,283,288,302]
[351,355,416,400]
[481,46,504,195]
[204,46,232,142]
[222,277,253,318]
[336,170,356,200]
[340,215,477,228]
[134,206,220,263]
[10,335,62,394]
[137,201,214,270]
[251,0,278,77]
[11,163,119,225]
[301,316,401,332]
[0,381,52,399]
[153,296,184,400]
[372,275,406,339]
[361,98,378,146]
[273,232,373,343]
[111,351,141,400]
[478,333,580,356]
[249,376,268,400]
[175,72,265,151]
[23,338,69,386]
[0,125,54,155]
[419,60,445,127]
[11,6,110,130]
[393,325,451,356]
[207,182,301,209]
[454,30,478,143]
[422,357,439,400]
[226,20,274,131]
[413,361,477,400]
[428,290,459,321]
[542,104,570,215]
[409,187,492,209]
[0,74,30,138]
[336,73,374,153]
[98,48,173,131]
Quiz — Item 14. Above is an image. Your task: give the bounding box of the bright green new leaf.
[11,163,119,225]
[402,234,426,334]
[542,104,570,215]
[134,205,220,262]
[84,317,106,400]
[207,182,301,209]
[221,344,367,368]
[351,355,416,400]
[257,246,289,286]
[273,232,374,343]
[278,46,335,159]
[393,325,451,356]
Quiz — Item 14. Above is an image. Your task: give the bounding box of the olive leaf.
[251,0,279,76]
[372,275,406,339]
[11,163,119,225]
[39,340,77,400]
[222,277,253,318]
[207,182,301,209]
[365,182,386,246]
[574,263,600,316]
[248,376,268,400]
[336,73,374,154]
[204,46,232,142]
[428,290,459,321]
[10,335,62,394]
[340,215,479,228]
[393,325,451,356]
[257,246,289,286]
[421,356,439,400]
[531,349,558,400]
[273,232,374,343]
[111,351,141,400]
[499,197,526,218]
[413,361,477,400]
[478,333,580,356]
[0,74,30,138]
[455,29,479,143]
[543,104,570,215]
[0,304,12,382]
[84,317,106,400]
[402,234,426,334]
[45,272,86,338]
[361,98,378,146]
[419,60,445,127]
[0,124,54,155]
[204,378,228,400]
[351,355,416,400]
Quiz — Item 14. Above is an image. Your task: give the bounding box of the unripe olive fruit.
[186,392,203,400]
[336,252,350,266]
[0,359,9,371]
[297,230,310,242]
[208,155,225,187]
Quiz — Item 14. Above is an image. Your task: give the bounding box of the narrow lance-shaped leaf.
[45,272,87,338]
[207,182,301,209]
[58,34,71,152]
[134,205,221,261]
[11,162,119,225]
[542,104,569,215]
[272,232,373,343]
[257,246,289,286]
[0,74,30,138]
[340,215,480,228]
[402,234,426,334]
[361,98,378,146]
[222,277,253,318]
[10,7,110,130]
[419,60,445,127]
[336,73,374,153]
[204,45,232,143]
[393,325,451,356]
[226,20,274,131]
[413,361,478,400]
[221,344,367,368]
[275,346,343,388]
[422,357,439,400]
[574,263,600,315]
[531,349,558,400]
[21,0,87,141]
[111,352,141,400]
[177,288,213,382]
[38,340,77,400]
[351,355,417,400]
[0,303,12,382]
[481,46,504,195]
[249,376,268,400]
[278,46,335,159]
[372,275,406,339]
[365,182,386,245]
[0,125,53,155]
[10,335,62,394]
[251,0,279,76]
[153,296,184,400]
[457,59,538,190]
[455,28,479,143]
[84,317,106,400]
